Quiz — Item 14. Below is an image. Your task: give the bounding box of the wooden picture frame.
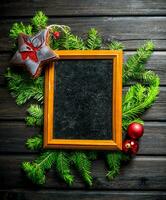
[44,50,123,150]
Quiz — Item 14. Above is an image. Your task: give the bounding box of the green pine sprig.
[22,151,57,185]
[26,104,43,126]
[31,11,48,31]
[71,152,93,186]
[26,135,42,150]
[108,40,124,50]
[122,73,159,126]
[55,151,74,185]
[106,152,130,180]
[86,28,102,49]
[123,41,154,84]
[106,152,122,180]
[62,30,85,50]
[9,22,32,40]
[5,68,44,105]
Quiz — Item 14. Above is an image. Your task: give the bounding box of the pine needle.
[123,41,154,84]
[108,40,124,50]
[31,11,48,31]
[106,152,122,180]
[26,135,42,150]
[9,22,32,40]
[26,104,43,126]
[55,151,74,185]
[5,68,44,105]
[22,151,57,185]
[86,28,102,49]
[71,152,93,186]
[62,30,85,50]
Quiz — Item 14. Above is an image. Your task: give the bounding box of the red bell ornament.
[127,122,144,139]
[122,139,139,155]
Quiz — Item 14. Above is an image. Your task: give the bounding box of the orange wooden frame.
[44,50,123,150]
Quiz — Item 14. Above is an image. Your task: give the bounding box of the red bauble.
[122,139,139,154]
[53,31,60,39]
[127,122,144,139]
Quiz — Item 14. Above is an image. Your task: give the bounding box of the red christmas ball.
[127,122,144,139]
[122,139,139,154]
[53,31,60,39]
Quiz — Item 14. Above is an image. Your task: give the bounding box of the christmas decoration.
[5,11,160,186]
[127,122,144,139]
[122,139,139,154]
[11,29,59,78]
[53,31,60,39]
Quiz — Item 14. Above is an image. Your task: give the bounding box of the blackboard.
[53,59,113,140]
[44,50,123,150]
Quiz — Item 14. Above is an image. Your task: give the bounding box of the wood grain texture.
[1,52,166,85]
[0,121,165,155]
[0,0,166,199]
[1,17,166,51]
[0,87,165,120]
[1,190,166,200]
[0,0,166,17]
[0,155,165,190]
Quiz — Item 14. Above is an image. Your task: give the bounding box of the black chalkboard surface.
[53,60,113,140]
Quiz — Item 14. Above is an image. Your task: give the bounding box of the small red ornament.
[127,122,144,139]
[53,31,60,39]
[122,139,139,154]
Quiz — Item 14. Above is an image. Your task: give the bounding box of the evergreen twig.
[26,104,43,126]
[123,41,154,84]
[55,151,74,185]
[86,28,102,49]
[62,30,85,50]
[26,135,42,150]
[9,22,32,40]
[71,152,93,186]
[5,68,44,105]
[108,40,124,50]
[106,152,130,180]
[31,11,48,31]
[22,151,57,184]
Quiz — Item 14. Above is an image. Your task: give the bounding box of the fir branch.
[108,40,124,50]
[5,68,44,105]
[123,41,154,84]
[26,104,43,126]
[86,28,102,49]
[9,22,32,40]
[123,73,160,123]
[22,151,57,185]
[71,152,92,186]
[62,30,85,50]
[26,135,42,150]
[31,11,48,31]
[55,151,74,185]
[106,152,122,180]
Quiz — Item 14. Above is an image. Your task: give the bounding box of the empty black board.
[53,59,113,140]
